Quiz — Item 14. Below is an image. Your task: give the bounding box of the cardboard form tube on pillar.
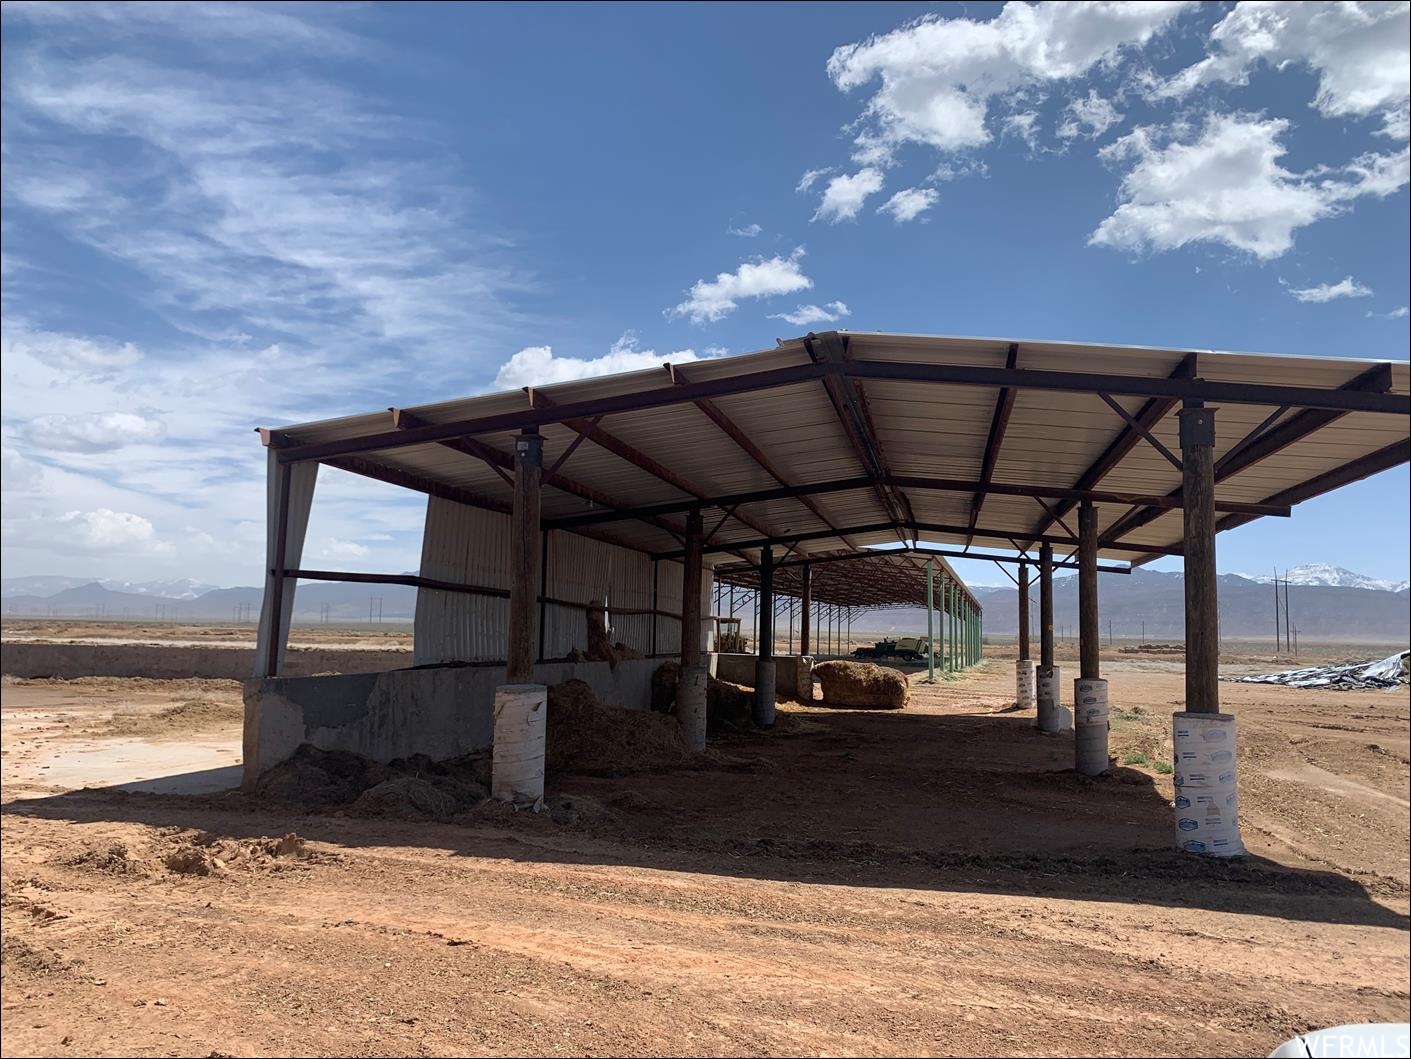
[678,664,708,751]
[492,683,547,807]
[1015,659,1036,710]
[1073,677,1109,775]
[1036,665,1067,732]
[1172,712,1245,856]
[753,659,776,727]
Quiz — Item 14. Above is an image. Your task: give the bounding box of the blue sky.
[2,1,1408,590]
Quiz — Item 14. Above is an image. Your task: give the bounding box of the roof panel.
[263,331,1408,563]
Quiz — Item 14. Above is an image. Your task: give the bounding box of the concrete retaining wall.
[714,653,813,701]
[1,641,410,681]
[242,657,661,788]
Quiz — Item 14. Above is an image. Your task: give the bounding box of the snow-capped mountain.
[1234,564,1409,593]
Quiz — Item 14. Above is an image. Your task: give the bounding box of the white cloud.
[1057,89,1124,140]
[796,167,833,193]
[825,3,1192,163]
[1,329,142,373]
[1366,305,1410,319]
[313,537,371,561]
[767,301,851,327]
[1,446,45,493]
[877,186,938,222]
[24,411,167,453]
[1153,1,1410,123]
[666,248,813,324]
[1382,107,1410,140]
[1090,113,1410,259]
[813,169,885,223]
[727,222,763,237]
[1287,276,1373,303]
[1001,110,1041,150]
[494,332,705,388]
[59,508,165,551]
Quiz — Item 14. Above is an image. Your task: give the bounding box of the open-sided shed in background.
[250,331,1410,853]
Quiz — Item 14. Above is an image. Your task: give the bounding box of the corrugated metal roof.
[262,331,1410,565]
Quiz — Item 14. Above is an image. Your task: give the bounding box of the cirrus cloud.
[1287,276,1373,303]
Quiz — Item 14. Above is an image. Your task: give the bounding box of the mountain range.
[1,564,1408,640]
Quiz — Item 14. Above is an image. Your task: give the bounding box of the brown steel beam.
[266,351,1408,465]
[549,472,1289,531]
[325,454,511,515]
[968,343,1020,546]
[1122,441,1409,566]
[667,362,861,549]
[324,454,657,559]
[806,332,913,545]
[664,517,1177,560]
[1096,391,1183,470]
[1102,361,1397,545]
[391,409,738,557]
[526,390,778,544]
[1021,354,1197,546]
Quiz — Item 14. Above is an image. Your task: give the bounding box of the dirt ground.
[2,654,1409,1058]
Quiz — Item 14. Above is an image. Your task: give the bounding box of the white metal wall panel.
[414,499,707,663]
[413,497,513,664]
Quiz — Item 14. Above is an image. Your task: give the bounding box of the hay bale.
[546,678,690,775]
[586,610,614,663]
[649,661,753,730]
[651,661,680,712]
[707,677,753,731]
[813,660,909,709]
[612,642,644,661]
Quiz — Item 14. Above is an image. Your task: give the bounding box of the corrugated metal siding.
[413,497,513,664]
[413,499,706,664]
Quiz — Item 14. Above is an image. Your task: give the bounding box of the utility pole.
[1283,571,1292,656]
[1276,567,1287,652]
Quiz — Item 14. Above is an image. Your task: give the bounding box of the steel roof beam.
[546,472,1289,530]
[807,332,913,546]
[1019,353,1197,546]
[1101,361,1397,545]
[658,519,1180,560]
[524,390,779,546]
[665,362,862,549]
[968,343,1020,546]
[266,351,1406,464]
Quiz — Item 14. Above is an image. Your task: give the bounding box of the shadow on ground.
[6,706,1407,930]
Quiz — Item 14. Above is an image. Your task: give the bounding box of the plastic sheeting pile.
[1231,650,1410,690]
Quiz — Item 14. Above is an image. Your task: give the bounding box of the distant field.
[2,618,1404,669]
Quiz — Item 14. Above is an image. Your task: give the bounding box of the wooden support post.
[681,509,704,668]
[1017,563,1030,661]
[650,559,659,657]
[754,546,776,726]
[1078,502,1100,680]
[758,547,774,657]
[507,428,543,684]
[1181,403,1220,713]
[1039,543,1054,668]
[800,563,812,654]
